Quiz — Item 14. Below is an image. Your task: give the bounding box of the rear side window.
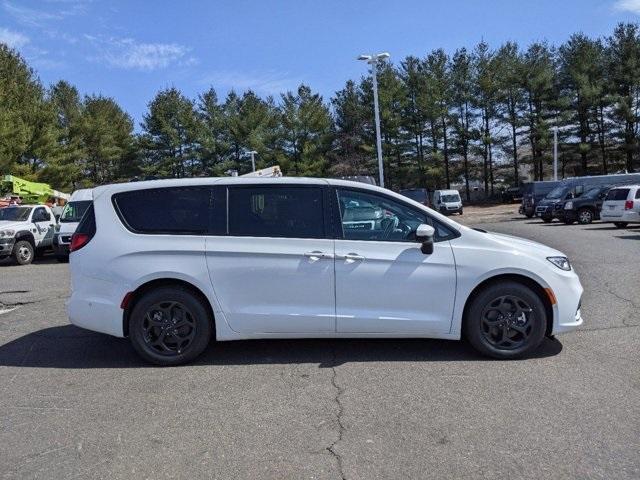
[113,186,224,235]
[76,203,95,236]
[636,189,640,199]
[228,186,324,238]
[606,188,630,201]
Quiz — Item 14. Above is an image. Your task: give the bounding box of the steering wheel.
[381,216,400,239]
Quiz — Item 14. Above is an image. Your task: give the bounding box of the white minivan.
[68,178,583,365]
[53,188,93,262]
[599,185,640,228]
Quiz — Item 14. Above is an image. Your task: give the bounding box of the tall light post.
[358,52,390,188]
[553,126,558,181]
[247,150,258,172]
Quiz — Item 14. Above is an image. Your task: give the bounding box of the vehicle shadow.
[0,325,563,369]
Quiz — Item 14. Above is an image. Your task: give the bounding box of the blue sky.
[2,0,640,128]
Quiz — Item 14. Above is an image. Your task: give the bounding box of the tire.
[614,222,628,229]
[129,286,213,366]
[563,218,574,225]
[459,209,463,215]
[463,281,547,359]
[12,240,34,266]
[525,213,534,218]
[577,208,593,225]
[542,216,552,223]
[56,255,69,263]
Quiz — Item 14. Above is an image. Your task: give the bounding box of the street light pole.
[248,150,258,172]
[553,127,558,181]
[358,52,390,188]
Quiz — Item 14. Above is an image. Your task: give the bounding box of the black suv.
[556,185,610,224]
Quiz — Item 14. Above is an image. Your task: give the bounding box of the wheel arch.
[14,230,35,248]
[122,278,215,337]
[461,273,554,337]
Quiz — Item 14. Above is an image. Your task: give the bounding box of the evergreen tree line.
[2,23,640,196]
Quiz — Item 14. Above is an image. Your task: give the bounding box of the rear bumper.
[600,211,640,223]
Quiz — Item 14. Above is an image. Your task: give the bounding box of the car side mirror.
[416,223,435,255]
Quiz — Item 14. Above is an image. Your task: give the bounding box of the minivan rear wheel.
[577,208,593,224]
[129,286,212,365]
[463,282,547,359]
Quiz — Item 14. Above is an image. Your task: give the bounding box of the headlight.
[547,256,571,271]
[564,201,573,210]
[0,229,16,238]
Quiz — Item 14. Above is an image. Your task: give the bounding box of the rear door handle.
[338,253,365,263]
[304,251,333,260]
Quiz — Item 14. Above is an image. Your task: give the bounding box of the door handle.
[339,253,365,263]
[304,251,333,260]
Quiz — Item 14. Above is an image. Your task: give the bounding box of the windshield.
[546,187,567,200]
[441,194,460,203]
[60,200,92,223]
[582,188,602,199]
[0,206,32,222]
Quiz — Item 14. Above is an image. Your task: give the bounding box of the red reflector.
[625,200,633,210]
[120,292,133,310]
[70,233,90,252]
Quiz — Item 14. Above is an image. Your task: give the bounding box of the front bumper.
[53,234,71,256]
[548,269,584,335]
[0,237,16,257]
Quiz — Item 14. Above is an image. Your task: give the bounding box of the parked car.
[67,178,583,365]
[600,185,640,228]
[432,189,463,215]
[520,181,561,218]
[535,173,640,222]
[53,188,93,262]
[399,188,430,206]
[556,185,611,225]
[0,204,56,265]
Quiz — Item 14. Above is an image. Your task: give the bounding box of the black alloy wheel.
[463,281,547,359]
[142,301,197,356]
[479,295,534,350]
[129,286,213,365]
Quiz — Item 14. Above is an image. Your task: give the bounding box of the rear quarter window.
[113,186,225,235]
[606,188,630,201]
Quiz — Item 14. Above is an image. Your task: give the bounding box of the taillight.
[70,203,95,253]
[625,200,633,210]
[70,233,90,252]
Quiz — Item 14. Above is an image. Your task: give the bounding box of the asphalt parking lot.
[1,213,639,479]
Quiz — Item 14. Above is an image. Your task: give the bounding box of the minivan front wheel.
[129,286,212,365]
[463,282,547,359]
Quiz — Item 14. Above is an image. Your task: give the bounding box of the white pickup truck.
[0,204,56,265]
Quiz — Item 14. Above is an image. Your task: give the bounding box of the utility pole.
[247,150,258,172]
[553,126,558,181]
[358,52,390,188]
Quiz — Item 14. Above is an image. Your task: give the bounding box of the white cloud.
[86,35,191,71]
[613,0,640,14]
[2,1,63,26]
[200,70,302,96]
[0,27,29,48]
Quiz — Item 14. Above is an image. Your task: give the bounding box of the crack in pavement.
[604,283,640,326]
[326,346,347,480]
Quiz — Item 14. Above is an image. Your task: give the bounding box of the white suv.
[68,178,583,365]
[600,184,640,228]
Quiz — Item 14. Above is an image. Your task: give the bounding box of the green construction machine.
[1,175,70,206]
